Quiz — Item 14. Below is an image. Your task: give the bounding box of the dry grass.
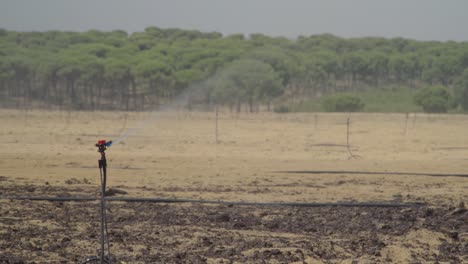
[0,109,466,205]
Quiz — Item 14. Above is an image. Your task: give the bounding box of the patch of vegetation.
[289,87,425,113]
[414,85,452,113]
[359,87,422,113]
[454,68,468,111]
[273,105,290,113]
[322,93,365,112]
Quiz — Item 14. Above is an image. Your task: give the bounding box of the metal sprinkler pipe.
[95,139,113,264]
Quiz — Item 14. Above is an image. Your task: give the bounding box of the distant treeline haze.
[1,27,468,111]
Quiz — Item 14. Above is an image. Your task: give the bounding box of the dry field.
[0,109,467,263]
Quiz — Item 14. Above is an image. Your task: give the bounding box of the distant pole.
[23,106,29,128]
[314,113,318,129]
[235,112,238,128]
[346,117,359,159]
[65,108,72,130]
[403,112,409,135]
[215,105,219,144]
[119,112,128,136]
[23,90,29,127]
[346,118,350,152]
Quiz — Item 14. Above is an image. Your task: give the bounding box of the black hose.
[0,196,424,207]
[0,196,96,201]
[275,170,468,178]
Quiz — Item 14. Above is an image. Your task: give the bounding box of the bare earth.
[0,109,467,263]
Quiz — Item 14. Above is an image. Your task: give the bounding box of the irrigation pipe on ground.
[0,196,424,207]
[275,170,468,178]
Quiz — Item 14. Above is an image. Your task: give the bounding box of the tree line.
[1,27,468,111]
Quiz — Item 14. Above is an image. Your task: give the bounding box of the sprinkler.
[96,139,112,151]
[83,139,113,264]
[96,139,112,190]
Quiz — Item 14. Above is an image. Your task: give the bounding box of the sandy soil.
[0,109,467,263]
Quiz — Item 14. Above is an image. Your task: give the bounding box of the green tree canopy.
[414,85,452,113]
[1,27,468,111]
[209,59,283,111]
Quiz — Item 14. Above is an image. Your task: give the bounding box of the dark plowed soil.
[0,186,467,263]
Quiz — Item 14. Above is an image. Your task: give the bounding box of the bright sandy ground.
[1,109,466,206]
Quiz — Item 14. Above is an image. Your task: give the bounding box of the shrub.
[322,93,365,112]
[414,85,452,113]
[454,69,468,111]
[273,105,290,113]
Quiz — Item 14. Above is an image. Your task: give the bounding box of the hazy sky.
[1,0,468,41]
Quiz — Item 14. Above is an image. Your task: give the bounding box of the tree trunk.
[248,97,254,113]
[124,83,130,111]
[131,78,137,111]
[96,82,102,110]
[69,79,76,109]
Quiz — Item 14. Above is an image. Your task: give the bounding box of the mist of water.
[111,82,207,145]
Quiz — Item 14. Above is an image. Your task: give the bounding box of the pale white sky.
[1,0,467,41]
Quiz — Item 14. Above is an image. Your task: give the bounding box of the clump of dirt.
[64,178,91,185]
[105,188,128,196]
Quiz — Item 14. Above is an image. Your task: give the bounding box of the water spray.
[112,111,159,145]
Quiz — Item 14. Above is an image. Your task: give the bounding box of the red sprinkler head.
[95,140,113,154]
